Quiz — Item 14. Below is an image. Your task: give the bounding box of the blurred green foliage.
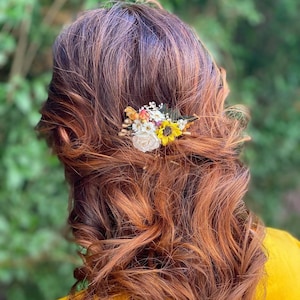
[0,0,299,299]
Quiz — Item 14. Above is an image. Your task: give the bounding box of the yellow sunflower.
[156,120,182,146]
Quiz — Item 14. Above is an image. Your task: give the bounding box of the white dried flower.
[132,132,161,152]
[177,119,188,130]
[149,110,165,122]
[132,119,143,132]
[141,121,156,133]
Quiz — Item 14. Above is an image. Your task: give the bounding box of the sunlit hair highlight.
[37,2,266,299]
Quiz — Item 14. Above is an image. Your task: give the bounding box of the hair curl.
[37,2,266,299]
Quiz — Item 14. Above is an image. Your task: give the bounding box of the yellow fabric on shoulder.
[255,227,300,299]
[59,228,300,300]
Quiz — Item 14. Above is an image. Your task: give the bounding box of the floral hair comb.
[119,102,198,152]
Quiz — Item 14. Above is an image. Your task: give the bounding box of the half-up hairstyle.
[37,1,266,299]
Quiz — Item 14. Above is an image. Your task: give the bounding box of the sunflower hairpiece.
[119,102,198,152]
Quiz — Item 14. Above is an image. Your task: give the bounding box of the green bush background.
[1,0,299,299]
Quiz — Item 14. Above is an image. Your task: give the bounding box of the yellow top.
[255,227,300,299]
[59,228,300,300]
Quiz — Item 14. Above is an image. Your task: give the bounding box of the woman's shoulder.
[265,227,300,246]
[255,227,300,299]
[264,227,300,274]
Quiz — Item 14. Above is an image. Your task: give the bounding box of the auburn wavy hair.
[37,2,266,299]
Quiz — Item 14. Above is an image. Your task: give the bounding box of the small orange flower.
[139,109,150,122]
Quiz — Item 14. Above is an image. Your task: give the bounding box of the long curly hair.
[37,2,266,299]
